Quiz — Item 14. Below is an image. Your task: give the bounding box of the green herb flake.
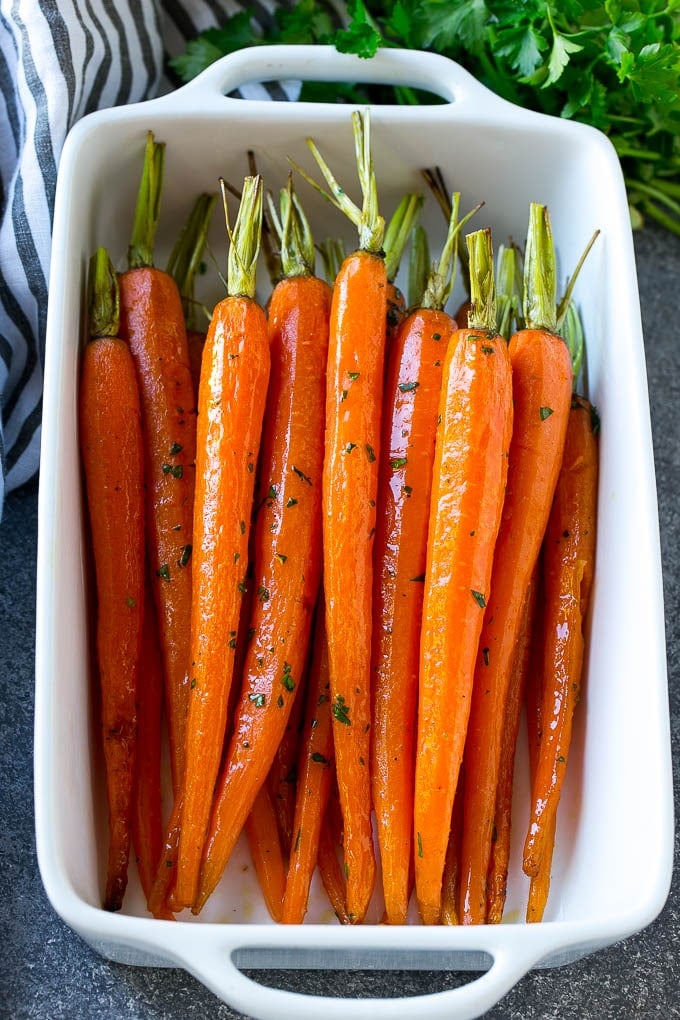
[125,596,137,608]
[332,694,351,726]
[169,442,183,455]
[390,456,408,470]
[162,463,183,478]
[277,694,284,708]
[275,553,288,564]
[398,381,419,393]
[239,520,246,534]
[190,678,197,689]
[234,551,241,563]
[365,443,376,463]
[403,484,413,495]
[471,589,486,608]
[286,497,298,508]
[482,647,490,666]
[432,333,441,341]
[417,831,424,858]
[292,465,312,485]
[347,371,360,381]
[178,544,192,567]
[237,581,248,595]
[228,637,237,649]
[282,663,296,692]
[249,693,266,707]
[341,389,348,402]
[157,564,171,582]
[311,752,328,765]
[540,406,554,421]
[294,828,302,853]
[257,585,270,603]
[345,443,357,454]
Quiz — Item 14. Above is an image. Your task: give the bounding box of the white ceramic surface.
[35,45,673,1020]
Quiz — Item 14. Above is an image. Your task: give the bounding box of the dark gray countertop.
[1,223,678,1018]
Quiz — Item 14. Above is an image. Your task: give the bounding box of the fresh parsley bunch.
[171,0,680,235]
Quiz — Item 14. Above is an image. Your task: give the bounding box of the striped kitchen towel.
[0,0,296,517]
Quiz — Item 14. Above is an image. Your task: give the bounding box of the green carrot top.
[88,247,120,339]
[294,108,385,255]
[466,228,497,333]
[128,131,165,271]
[221,174,264,300]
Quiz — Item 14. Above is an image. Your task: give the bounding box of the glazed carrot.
[372,194,477,926]
[167,192,217,392]
[79,248,145,912]
[282,608,334,924]
[117,132,196,796]
[524,561,551,923]
[459,204,573,925]
[523,393,599,881]
[245,782,287,922]
[318,791,350,924]
[174,175,269,910]
[296,109,386,923]
[268,663,306,853]
[486,571,538,924]
[440,766,465,925]
[415,227,513,925]
[193,182,329,913]
[131,576,171,919]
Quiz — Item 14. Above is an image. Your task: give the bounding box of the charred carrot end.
[80,249,145,912]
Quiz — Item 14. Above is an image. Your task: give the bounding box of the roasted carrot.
[282,607,334,924]
[523,393,599,882]
[117,132,196,797]
[524,581,550,924]
[167,191,217,393]
[415,227,513,926]
[193,181,329,913]
[174,175,269,909]
[440,765,465,925]
[131,576,171,919]
[267,659,306,854]
[486,571,538,924]
[372,193,477,926]
[459,204,573,925]
[318,794,350,924]
[246,782,287,922]
[296,109,386,923]
[79,248,145,912]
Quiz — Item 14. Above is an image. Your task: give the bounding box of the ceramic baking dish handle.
[165,43,504,113]
[170,928,550,1020]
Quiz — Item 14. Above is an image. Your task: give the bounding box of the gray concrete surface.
[1,223,678,1018]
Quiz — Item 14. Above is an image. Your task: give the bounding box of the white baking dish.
[35,45,673,1019]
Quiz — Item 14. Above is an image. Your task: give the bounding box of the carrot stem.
[128,131,165,270]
